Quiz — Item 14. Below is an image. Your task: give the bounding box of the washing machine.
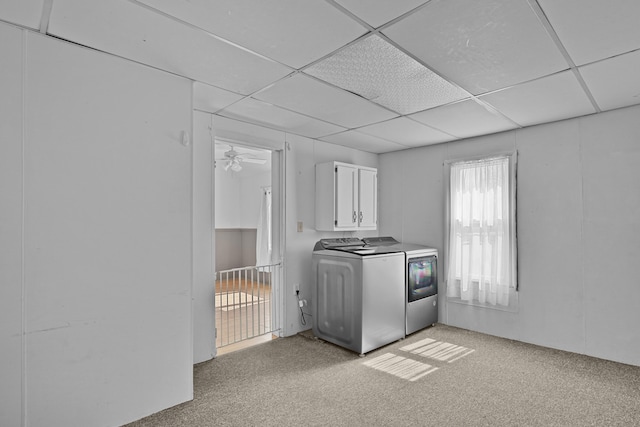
[312,238,405,355]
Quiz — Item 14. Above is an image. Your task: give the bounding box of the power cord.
[296,290,306,326]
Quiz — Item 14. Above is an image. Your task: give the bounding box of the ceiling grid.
[1,0,638,153]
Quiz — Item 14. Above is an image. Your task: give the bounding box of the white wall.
[215,165,270,229]
[379,104,640,367]
[0,22,24,427]
[0,24,194,427]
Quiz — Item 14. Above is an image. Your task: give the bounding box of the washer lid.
[313,237,404,256]
[334,246,404,256]
[362,236,437,256]
[313,237,364,251]
[361,236,399,246]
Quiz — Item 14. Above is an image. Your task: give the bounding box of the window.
[446,155,517,307]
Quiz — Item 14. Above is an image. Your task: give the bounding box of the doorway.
[213,140,282,352]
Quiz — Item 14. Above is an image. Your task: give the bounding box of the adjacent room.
[1,1,639,426]
[213,141,277,350]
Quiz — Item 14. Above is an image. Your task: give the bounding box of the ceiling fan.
[216,145,266,172]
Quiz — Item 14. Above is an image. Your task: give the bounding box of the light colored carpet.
[125,324,640,426]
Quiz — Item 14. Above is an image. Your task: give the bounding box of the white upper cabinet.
[316,161,377,231]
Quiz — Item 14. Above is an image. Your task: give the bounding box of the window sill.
[447,290,519,313]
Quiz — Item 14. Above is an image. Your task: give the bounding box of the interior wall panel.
[0,22,25,427]
[515,121,585,353]
[377,152,405,242]
[24,32,193,427]
[580,106,640,366]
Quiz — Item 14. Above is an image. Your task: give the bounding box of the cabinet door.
[358,168,377,228]
[335,165,357,227]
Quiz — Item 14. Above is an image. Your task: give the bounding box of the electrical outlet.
[297,221,303,232]
[294,283,300,295]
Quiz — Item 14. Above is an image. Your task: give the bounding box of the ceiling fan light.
[231,162,242,172]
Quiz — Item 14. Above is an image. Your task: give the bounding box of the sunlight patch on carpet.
[363,352,438,382]
[215,292,264,311]
[400,338,475,363]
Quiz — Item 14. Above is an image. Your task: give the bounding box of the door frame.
[211,133,286,346]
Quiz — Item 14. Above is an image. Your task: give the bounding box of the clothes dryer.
[363,237,438,335]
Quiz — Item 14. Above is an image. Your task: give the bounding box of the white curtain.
[256,187,272,267]
[446,157,512,306]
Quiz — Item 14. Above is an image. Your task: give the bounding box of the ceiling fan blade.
[239,157,267,164]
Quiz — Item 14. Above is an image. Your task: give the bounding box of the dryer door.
[407,255,437,302]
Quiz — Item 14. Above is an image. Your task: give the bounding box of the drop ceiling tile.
[334,0,429,29]
[357,117,457,147]
[193,82,244,114]
[383,0,569,95]
[48,0,292,95]
[480,71,596,127]
[579,50,640,112]
[410,99,517,139]
[0,0,44,30]
[305,35,470,114]
[254,74,398,129]
[537,0,640,66]
[220,97,346,139]
[136,0,366,69]
[320,130,408,154]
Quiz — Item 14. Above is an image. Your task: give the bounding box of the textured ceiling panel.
[357,117,457,146]
[220,97,346,139]
[410,99,517,138]
[334,0,429,28]
[254,74,398,129]
[480,71,596,127]
[136,0,366,69]
[383,0,569,95]
[579,50,640,112]
[537,0,640,66]
[48,0,292,95]
[304,35,470,115]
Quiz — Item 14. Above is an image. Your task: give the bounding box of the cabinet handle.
[359,211,363,223]
[352,211,357,223]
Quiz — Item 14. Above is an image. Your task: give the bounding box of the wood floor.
[215,277,272,349]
